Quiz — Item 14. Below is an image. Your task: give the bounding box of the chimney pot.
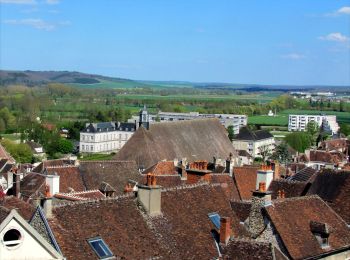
[220,217,231,245]
[258,182,266,192]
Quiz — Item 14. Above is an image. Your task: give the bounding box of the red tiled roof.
[268,179,307,199]
[45,166,85,193]
[307,170,350,224]
[266,196,350,259]
[0,196,35,221]
[232,166,259,200]
[143,161,178,175]
[19,172,46,201]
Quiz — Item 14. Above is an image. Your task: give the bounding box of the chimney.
[248,181,272,238]
[7,171,13,190]
[256,165,273,191]
[272,161,280,180]
[13,169,21,198]
[45,174,60,195]
[220,217,231,245]
[42,184,53,218]
[137,174,161,216]
[180,165,187,180]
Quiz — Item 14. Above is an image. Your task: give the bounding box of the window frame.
[87,237,113,259]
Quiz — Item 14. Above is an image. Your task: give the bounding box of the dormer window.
[88,237,113,259]
[310,221,330,249]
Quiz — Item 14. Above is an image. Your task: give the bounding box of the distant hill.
[0,70,144,87]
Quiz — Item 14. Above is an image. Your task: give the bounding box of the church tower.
[139,105,149,129]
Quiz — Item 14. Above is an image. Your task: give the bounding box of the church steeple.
[139,105,149,129]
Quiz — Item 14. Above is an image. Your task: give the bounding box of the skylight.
[88,237,113,259]
[208,212,221,229]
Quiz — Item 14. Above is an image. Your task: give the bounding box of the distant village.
[0,106,349,260]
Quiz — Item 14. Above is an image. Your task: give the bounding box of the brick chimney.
[256,165,273,191]
[220,217,231,245]
[137,174,161,216]
[272,161,280,180]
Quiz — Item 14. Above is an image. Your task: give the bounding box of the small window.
[208,212,221,229]
[88,237,113,259]
[3,229,22,247]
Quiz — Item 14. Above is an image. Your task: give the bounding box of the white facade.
[0,210,63,260]
[79,122,135,153]
[288,114,339,135]
[80,130,134,153]
[130,112,247,134]
[232,138,275,158]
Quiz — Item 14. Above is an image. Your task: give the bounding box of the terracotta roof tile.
[143,161,178,175]
[54,190,105,201]
[45,166,85,193]
[232,166,259,200]
[268,179,307,199]
[307,170,350,224]
[266,196,350,259]
[0,196,35,221]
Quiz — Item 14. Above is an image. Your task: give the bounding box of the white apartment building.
[232,128,275,158]
[79,122,136,153]
[129,111,247,134]
[288,114,339,135]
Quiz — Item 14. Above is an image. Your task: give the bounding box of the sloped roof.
[307,170,350,224]
[17,172,46,201]
[265,195,350,260]
[234,127,273,141]
[33,159,76,173]
[0,143,15,163]
[288,167,317,182]
[49,195,165,259]
[268,179,307,199]
[54,190,105,201]
[0,196,35,221]
[79,160,142,195]
[232,166,259,201]
[319,139,349,151]
[309,150,345,164]
[230,200,252,222]
[45,166,85,193]
[114,118,237,169]
[143,161,178,175]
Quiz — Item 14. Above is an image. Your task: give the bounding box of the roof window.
[88,237,113,259]
[310,221,330,249]
[208,212,221,229]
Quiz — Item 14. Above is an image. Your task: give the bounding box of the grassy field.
[1,133,21,142]
[80,153,115,161]
[68,79,162,89]
[248,115,289,126]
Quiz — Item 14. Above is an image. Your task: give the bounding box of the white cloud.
[281,53,305,60]
[319,32,349,42]
[0,0,36,4]
[337,6,350,15]
[46,0,59,4]
[4,18,55,30]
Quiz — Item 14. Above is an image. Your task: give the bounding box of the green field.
[248,115,288,126]
[249,109,350,126]
[80,153,115,161]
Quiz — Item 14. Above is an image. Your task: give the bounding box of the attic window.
[3,229,22,248]
[88,237,113,259]
[208,212,221,229]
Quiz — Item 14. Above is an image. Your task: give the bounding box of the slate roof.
[79,160,142,195]
[234,127,274,141]
[307,170,350,224]
[45,166,85,193]
[82,122,116,133]
[0,196,35,221]
[288,167,317,182]
[265,195,350,260]
[232,166,259,201]
[268,179,308,199]
[114,118,237,169]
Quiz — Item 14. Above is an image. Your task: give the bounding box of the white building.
[129,111,247,134]
[79,122,136,153]
[288,114,339,135]
[232,127,275,159]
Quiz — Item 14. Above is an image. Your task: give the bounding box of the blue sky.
[1,0,349,85]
